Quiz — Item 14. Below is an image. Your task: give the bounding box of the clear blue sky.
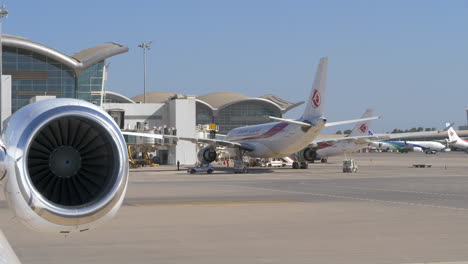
[5,0,468,132]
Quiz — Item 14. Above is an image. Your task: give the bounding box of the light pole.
[0,4,8,97]
[138,41,152,104]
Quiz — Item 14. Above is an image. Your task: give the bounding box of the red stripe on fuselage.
[317,142,334,149]
[232,122,289,141]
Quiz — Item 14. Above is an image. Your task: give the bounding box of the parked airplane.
[125,57,378,172]
[447,126,468,151]
[370,140,447,153]
[293,108,376,166]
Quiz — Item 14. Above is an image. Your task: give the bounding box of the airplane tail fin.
[348,108,373,137]
[301,57,328,121]
[447,125,460,142]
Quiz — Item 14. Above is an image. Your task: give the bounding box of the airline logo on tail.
[312,89,321,108]
[359,124,368,133]
[450,131,454,136]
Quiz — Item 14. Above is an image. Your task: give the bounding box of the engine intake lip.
[8,101,128,227]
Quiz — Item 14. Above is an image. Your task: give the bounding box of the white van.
[266,158,285,167]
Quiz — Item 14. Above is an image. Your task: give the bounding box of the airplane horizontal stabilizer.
[379,130,440,140]
[268,116,313,127]
[325,116,381,127]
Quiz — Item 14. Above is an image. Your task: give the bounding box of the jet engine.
[297,147,317,162]
[197,146,217,163]
[0,99,128,233]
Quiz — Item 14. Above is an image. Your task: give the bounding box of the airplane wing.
[268,116,380,128]
[310,130,441,148]
[124,132,254,152]
[165,135,254,151]
[311,134,380,147]
[371,130,440,140]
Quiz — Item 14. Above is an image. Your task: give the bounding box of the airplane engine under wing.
[298,147,317,162]
[0,99,128,233]
[197,146,217,163]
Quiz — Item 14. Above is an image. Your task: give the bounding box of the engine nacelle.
[297,147,317,162]
[197,146,217,163]
[0,99,128,233]
[413,147,423,152]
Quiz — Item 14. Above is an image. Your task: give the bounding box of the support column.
[0,75,11,130]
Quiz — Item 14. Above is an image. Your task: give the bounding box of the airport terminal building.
[130,91,303,134]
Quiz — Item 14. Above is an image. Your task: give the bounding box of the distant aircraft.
[294,110,443,166]
[126,57,379,172]
[369,141,404,152]
[370,140,447,153]
[447,126,468,151]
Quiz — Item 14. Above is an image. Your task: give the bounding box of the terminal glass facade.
[195,102,214,125]
[3,46,105,112]
[77,61,104,104]
[215,101,281,134]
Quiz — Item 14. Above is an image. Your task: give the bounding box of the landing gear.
[425,149,437,155]
[293,161,309,169]
[320,158,328,163]
[293,161,299,169]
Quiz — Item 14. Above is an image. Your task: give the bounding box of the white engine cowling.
[413,147,423,152]
[298,147,317,162]
[197,146,217,163]
[0,99,128,233]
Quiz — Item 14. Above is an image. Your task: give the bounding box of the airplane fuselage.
[450,136,468,149]
[226,119,326,158]
[452,139,468,150]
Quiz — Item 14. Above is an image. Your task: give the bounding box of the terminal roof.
[2,34,128,76]
[130,91,303,114]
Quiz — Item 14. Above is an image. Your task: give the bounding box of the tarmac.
[2,151,468,263]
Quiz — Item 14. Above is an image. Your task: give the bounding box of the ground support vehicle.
[187,163,215,174]
[234,161,249,173]
[343,159,358,173]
